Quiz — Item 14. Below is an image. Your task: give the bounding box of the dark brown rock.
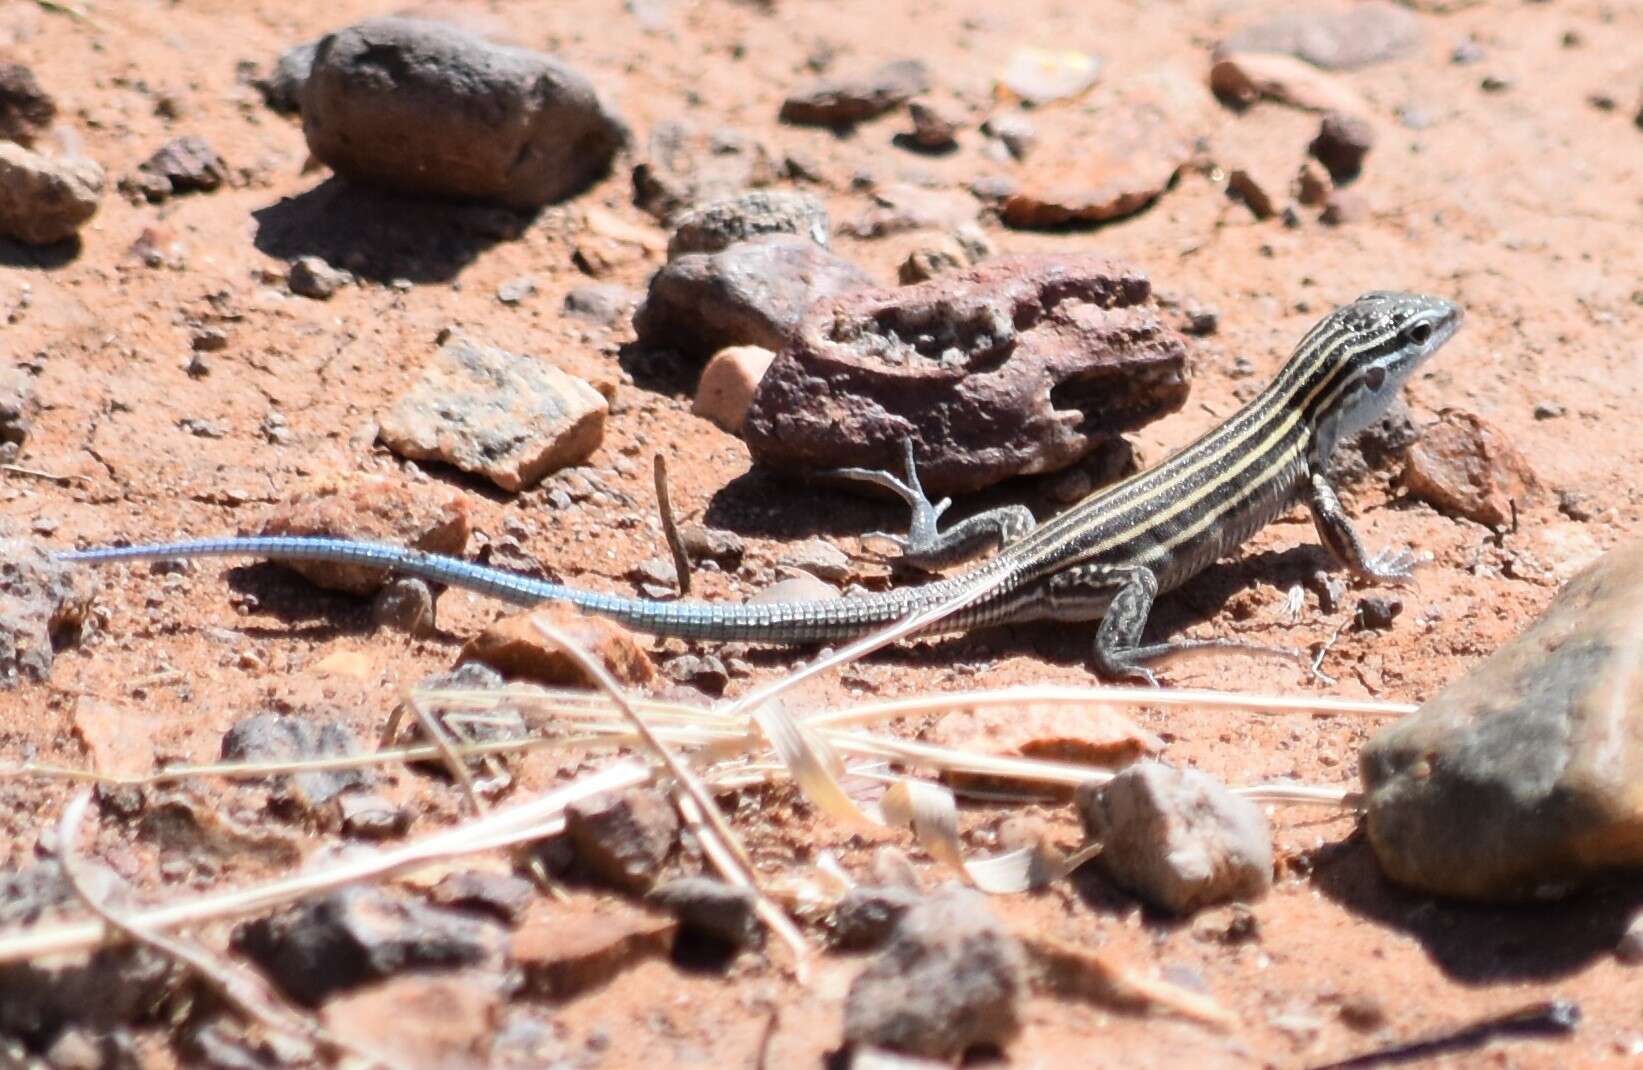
[233,886,504,1006]
[829,885,922,950]
[1399,409,1542,527]
[1361,541,1643,900]
[647,876,764,951]
[905,97,960,151]
[301,17,629,208]
[743,254,1191,496]
[634,237,874,364]
[258,472,471,595]
[1309,112,1375,183]
[843,886,1026,1060]
[780,59,930,127]
[0,61,56,147]
[1210,53,1371,118]
[1217,2,1422,70]
[134,136,228,198]
[1076,761,1273,914]
[564,787,680,894]
[429,870,538,925]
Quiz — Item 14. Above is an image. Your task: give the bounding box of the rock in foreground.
[1361,541,1643,900]
[843,886,1025,1060]
[301,17,629,208]
[1076,761,1273,914]
[743,254,1190,495]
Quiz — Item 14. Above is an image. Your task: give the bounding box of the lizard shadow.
[252,177,535,284]
[1307,834,1643,983]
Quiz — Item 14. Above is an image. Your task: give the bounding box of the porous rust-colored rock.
[743,254,1191,495]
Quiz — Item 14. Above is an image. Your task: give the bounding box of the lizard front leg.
[1305,470,1419,584]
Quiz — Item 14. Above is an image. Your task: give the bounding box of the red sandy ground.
[2,0,1641,1065]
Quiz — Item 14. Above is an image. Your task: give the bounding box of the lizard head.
[1302,290,1463,460]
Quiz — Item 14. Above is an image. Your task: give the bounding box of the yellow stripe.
[1018,318,1396,553]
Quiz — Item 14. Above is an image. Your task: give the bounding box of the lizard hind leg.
[824,437,1035,571]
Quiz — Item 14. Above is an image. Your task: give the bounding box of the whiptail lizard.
[56,291,1462,683]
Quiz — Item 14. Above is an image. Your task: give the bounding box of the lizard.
[55,291,1462,684]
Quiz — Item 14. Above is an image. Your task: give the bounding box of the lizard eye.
[1364,365,1387,391]
[1403,321,1433,346]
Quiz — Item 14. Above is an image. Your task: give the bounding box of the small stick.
[654,453,692,595]
[1,463,83,484]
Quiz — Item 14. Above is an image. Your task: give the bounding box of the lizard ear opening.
[1364,365,1387,391]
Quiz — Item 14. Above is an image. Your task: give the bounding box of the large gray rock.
[843,886,1025,1060]
[377,336,608,492]
[1077,761,1272,914]
[743,253,1190,496]
[301,17,629,208]
[1361,541,1643,901]
[0,141,101,245]
[634,237,874,364]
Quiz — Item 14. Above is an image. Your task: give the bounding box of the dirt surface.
[2,0,1642,1066]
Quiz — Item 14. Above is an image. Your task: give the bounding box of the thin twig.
[0,761,652,964]
[399,683,483,815]
[532,620,813,976]
[654,453,692,595]
[1,463,84,484]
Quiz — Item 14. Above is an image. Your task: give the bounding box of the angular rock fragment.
[930,704,1162,798]
[1399,409,1541,528]
[843,886,1026,1060]
[666,189,828,259]
[0,61,56,146]
[234,886,504,1005]
[0,141,102,245]
[1210,52,1371,118]
[220,711,373,810]
[743,254,1191,496]
[258,472,471,595]
[692,344,775,435]
[1361,541,1643,900]
[1218,2,1422,70]
[828,884,922,950]
[631,119,780,222]
[1076,761,1273,914]
[257,40,317,114]
[287,254,350,299]
[647,876,764,951]
[321,973,503,1069]
[780,59,930,127]
[904,98,960,151]
[301,17,629,208]
[0,537,95,688]
[511,900,677,998]
[564,787,680,894]
[634,237,874,364]
[429,870,537,926]
[1002,70,1212,227]
[0,363,32,453]
[378,336,608,492]
[131,136,228,200]
[1309,112,1375,183]
[459,603,656,687]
